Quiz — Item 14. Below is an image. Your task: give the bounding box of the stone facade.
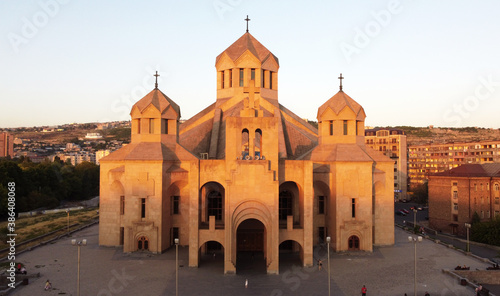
[99,32,395,274]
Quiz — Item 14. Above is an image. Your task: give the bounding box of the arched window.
[207,191,223,221]
[241,129,249,159]
[279,190,293,220]
[495,183,499,191]
[254,129,262,159]
[348,235,360,250]
[138,236,149,250]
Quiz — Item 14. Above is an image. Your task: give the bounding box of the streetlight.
[326,236,331,296]
[465,223,471,253]
[408,235,422,296]
[71,239,87,296]
[413,208,418,232]
[175,238,179,296]
[66,209,70,235]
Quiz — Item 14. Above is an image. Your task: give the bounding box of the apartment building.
[409,141,500,188]
[365,128,407,201]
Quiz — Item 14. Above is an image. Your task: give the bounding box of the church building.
[99,27,395,274]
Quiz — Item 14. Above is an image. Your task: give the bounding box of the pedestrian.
[318,259,323,270]
[245,279,248,288]
[44,279,52,291]
[476,284,483,296]
[361,285,367,296]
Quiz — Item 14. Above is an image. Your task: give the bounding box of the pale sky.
[1,0,499,128]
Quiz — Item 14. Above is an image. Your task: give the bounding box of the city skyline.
[1,0,499,128]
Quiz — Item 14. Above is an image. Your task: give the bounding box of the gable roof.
[215,32,279,66]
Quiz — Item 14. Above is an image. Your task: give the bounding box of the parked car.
[402,209,410,214]
[395,210,407,216]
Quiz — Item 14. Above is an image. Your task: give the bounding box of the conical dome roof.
[215,32,279,65]
[317,90,365,121]
[131,88,180,118]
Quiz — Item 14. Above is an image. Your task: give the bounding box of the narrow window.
[351,198,356,218]
[356,121,359,135]
[318,196,325,214]
[239,68,244,87]
[172,196,180,215]
[279,190,293,220]
[251,68,255,81]
[261,69,265,87]
[163,119,168,134]
[207,191,223,220]
[136,119,141,134]
[329,121,333,135]
[343,120,348,135]
[149,118,155,134]
[120,196,125,215]
[221,71,224,89]
[228,69,232,87]
[141,198,146,218]
[269,71,273,89]
[453,191,458,199]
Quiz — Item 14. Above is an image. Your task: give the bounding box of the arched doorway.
[137,236,149,251]
[236,219,266,274]
[279,240,303,272]
[348,235,360,251]
[199,241,224,272]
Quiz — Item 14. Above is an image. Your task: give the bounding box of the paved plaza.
[8,224,492,296]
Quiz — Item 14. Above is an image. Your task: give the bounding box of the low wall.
[454,270,500,285]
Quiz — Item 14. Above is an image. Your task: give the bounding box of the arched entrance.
[137,236,149,251]
[199,241,224,273]
[279,240,303,273]
[348,235,360,251]
[236,219,266,274]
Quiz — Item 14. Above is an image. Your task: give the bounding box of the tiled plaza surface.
[7,224,491,296]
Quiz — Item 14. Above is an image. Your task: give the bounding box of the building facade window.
[149,118,155,134]
[329,121,333,136]
[351,198,356,218]
[228,69,232,87]
[120,196,125,215]
[239,68,244,87]
[207,191,223,220]
[318,196,325,214]
[171,196,180,215]
[453,203,458,211]
[343,120,348,135]
[269,71,273,89]
[279,190,293,220]
[221,71,225,88]
[251,68,255,81]
[141,198,146,218]
[453,191,458,199]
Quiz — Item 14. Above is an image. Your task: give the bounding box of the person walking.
[245,279,248,288]
[318,259,322,270]
[361,285,367,296]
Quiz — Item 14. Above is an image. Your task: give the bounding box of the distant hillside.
[378,126,500,146]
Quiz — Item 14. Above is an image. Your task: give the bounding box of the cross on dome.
[154,71,160,89]
[338,73,344,91]
[245,15,251,33]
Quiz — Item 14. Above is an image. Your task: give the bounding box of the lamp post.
[408,235,422,296]
[465,223,471,252]
[66,209,70,235]
[175,238,179,296]
[326,236,331,296]
[71,239,87,296]
[413,208,418,232]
